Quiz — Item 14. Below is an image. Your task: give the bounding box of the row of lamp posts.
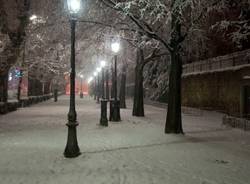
[92,42,121,127]
[63,0,122,158]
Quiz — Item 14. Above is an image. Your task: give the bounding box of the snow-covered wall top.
[183,49,250,76]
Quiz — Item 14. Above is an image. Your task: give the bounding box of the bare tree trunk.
[0,73,8,102]
[165,50,183,133]
[132,49,144,117]
[119,64,127,109]
[165,2,184,134]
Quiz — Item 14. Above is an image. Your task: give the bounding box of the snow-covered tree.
[99,0,220,133]
[0,0,29,102]
[211,0,250,49]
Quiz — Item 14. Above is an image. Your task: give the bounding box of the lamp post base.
[100,99,108,126]
[64,122,81,158]
[109,99,121,122]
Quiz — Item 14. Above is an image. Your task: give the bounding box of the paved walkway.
[0,96,250,184]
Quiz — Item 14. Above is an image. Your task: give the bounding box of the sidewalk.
[0,96,250,184]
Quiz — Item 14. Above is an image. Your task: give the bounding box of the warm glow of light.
[80,74,83,78]
[67,0,81,14]
[100,60,106,68]
[30,15,37,21]
[111,42,120,53]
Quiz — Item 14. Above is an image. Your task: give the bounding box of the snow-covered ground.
[0,96,250,184]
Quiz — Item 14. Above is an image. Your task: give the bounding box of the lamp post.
[110,61,114,99]
[87,77,93,98]
[80,74,83,98]
[109,42,121,122]
[100,60,106,99]
[64,0,81,158]
[105,66,110,101]
[100,60,108,126]
[94,72,97,100]
[96,67,101,104]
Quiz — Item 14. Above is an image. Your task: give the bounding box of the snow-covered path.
[0,96,250,184]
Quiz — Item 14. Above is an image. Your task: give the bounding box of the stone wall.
[125,49,250,118]
[182,52,250,117]
[182,68,249,115]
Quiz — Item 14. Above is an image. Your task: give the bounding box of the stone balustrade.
[182,49,250,76]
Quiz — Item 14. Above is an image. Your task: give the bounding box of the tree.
[0,0,30,102]
[99,0,219,133]
[133,48,145,116]
[211,0,250,49]
[77,5,160,116]
[119,59,127,108]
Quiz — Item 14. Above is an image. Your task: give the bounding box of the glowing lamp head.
[97,67,101,73]
[30,15,37,21]
[111,42,120,53]
[80,74,83,78]
[67,0,81,14]
[100,60,106,68]
[88,77,93,84]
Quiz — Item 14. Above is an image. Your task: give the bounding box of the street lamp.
[111,42,120,54]
[109,41,121,122]
[105,65,110,101]
[96,67,101,104]
[64,0,81,158]
[100,60,106,99]
[67,0,81,14]
[111,42,120,101]
[30,15,37,21]
[100,60,106,68]
[101,59,110,100]
[80,74,83,98]
[93,72,97,100]
[99,60,108,126]
[97,67,101,73]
